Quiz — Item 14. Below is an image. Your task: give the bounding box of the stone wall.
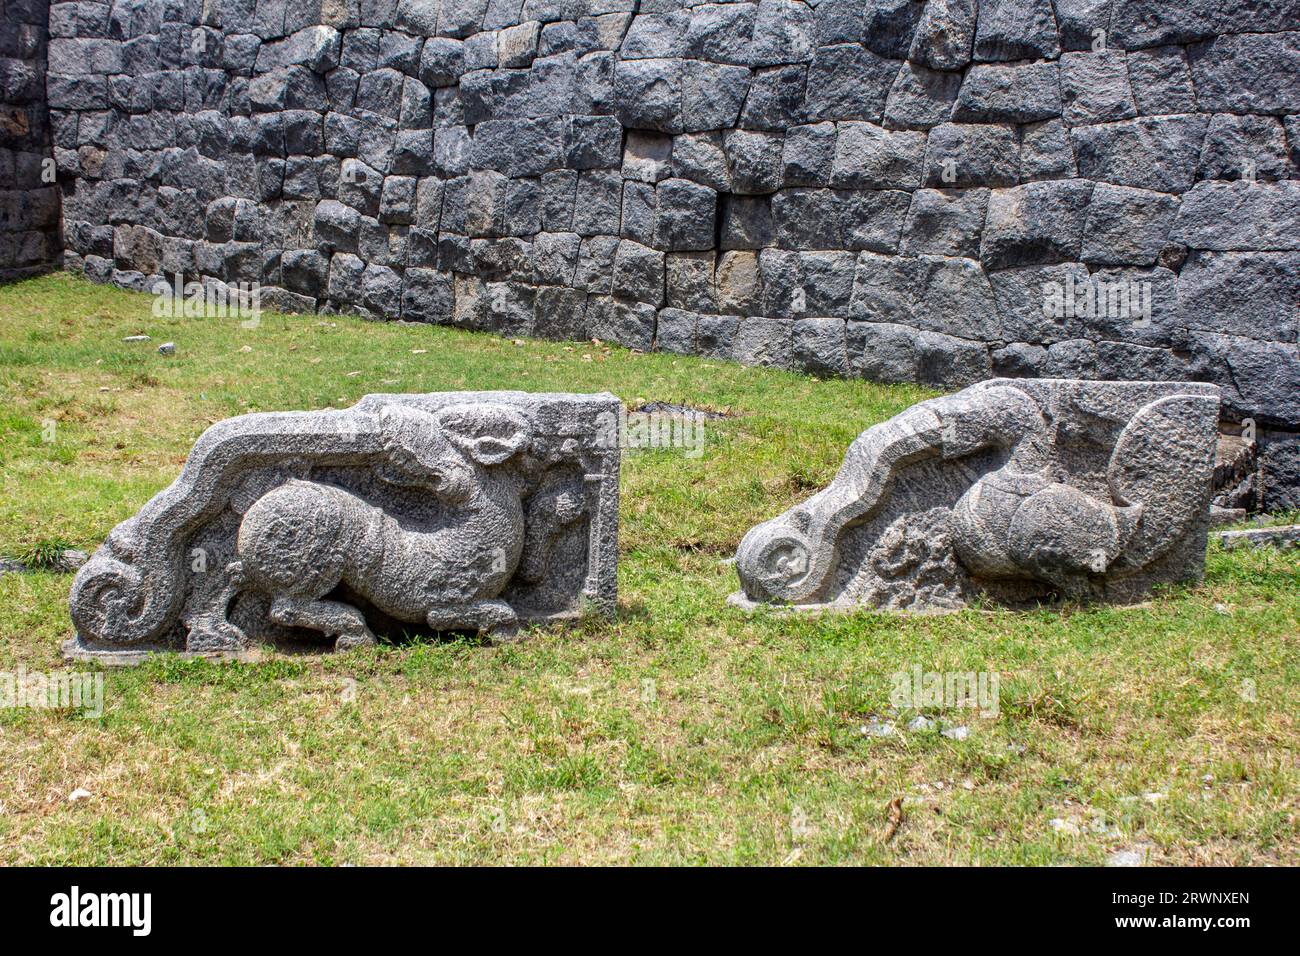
[1,0,60,279]
[44,0,1300,507]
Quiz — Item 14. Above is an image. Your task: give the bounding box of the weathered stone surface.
[655,306,697,355]
[911,254,1000,340]
[611,238,665,304]
[622,129,672,182]
[731,315,794,369]
[1052,0,1113,51]
[68,393,621,660]
[1188,32,1300,115]
[804,42,896,122]
[953,62,1061,123]
[681,61,750,131]
[621,13,687,61]
[751,0,816,67]
[1196,114,1290,182]
[614,56,683,132]
[1059,51,1136,126]
[1020,119,1077,180]
[980,180,1094,269]
[789,315,846,375]
[1171,182,1300,252]
[572,169,621,235]
[922,122,1020,187]
[739,65,808,131]
[781,122,836,185]
[903,188,990,258]
[665,250,717,312]
[587,295,656,348]
[697,313,741,359]
[733,379,1222,611]
[654,177,717,251]
[830,123,925,189]
[1071,116,1208,193]
[1177,251,1300,342]
[850,251,916,323]
[1259,432,1300,511]
[883,62,962,130]
[909,0,977,71]
[1191,331,1300,426]
[724,128,784,194]
[1219,525,1300,551]
[716,249,764,313]
[847,320,921,381]
[973,0,1060,62]
[1126,46,1196,115]
[672,131,731,190]
[684,3,756,65]
[720,194,775,249]
[1081,184,1179,266]
[852,1,921,59]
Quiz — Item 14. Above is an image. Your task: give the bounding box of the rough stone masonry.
[10,0,1300,506]
[0,0,59,280]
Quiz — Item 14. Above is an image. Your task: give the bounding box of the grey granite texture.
[1218,525,1300,551]
[68,391,620,661]
[733,378,1222,611]
[18,1,1300,505]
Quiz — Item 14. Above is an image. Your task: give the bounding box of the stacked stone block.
[40,0,1300,507]
[1,0,59,279]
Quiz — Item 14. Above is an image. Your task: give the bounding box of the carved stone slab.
[733,379,1221,612]
[68,392,620,661]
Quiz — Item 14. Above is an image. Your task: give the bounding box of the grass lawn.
[0,271,1296,866]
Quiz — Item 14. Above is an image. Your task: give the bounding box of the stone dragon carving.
[68,392,620,661]
[733,379,1221,612]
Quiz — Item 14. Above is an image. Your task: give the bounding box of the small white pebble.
[861,717,896,737]
[68,788,92,803]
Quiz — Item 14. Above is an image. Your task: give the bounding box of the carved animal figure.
[224,403,535,648]
[736,383,1219,606]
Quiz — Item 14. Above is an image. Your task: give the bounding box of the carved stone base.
[68,392,620,660]
[733,379,1221,613]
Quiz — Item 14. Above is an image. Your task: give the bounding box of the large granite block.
[69,392,621,661]
[734,379,1222,612]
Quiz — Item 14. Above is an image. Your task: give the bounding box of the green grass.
[0,271,1296,865]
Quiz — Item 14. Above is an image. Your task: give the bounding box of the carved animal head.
[378,403,532,501]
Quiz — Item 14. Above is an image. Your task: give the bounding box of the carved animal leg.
[183,562,248,652]
[426,599,518,641]
[269,595,377,652]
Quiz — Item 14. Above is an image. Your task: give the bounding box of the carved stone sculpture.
[733,379,1221,612]
[68,392,620,661]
